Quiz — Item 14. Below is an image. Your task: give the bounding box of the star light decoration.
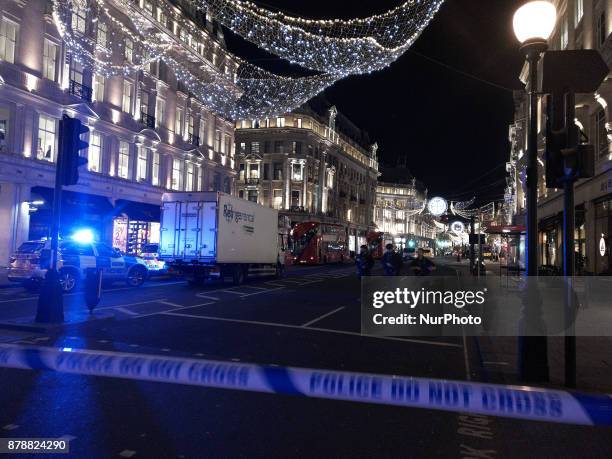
[53,0,444,120]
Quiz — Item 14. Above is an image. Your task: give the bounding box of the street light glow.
[71,228,95,244]
[513,1,557,44]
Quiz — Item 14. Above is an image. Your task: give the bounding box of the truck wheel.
[232,266,245,285]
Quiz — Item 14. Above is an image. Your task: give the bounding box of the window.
[93,74,105,102]
[125,38,133,63]
[596,109,608,159]
[186,163,194,191]
[273,189,283,209]
[251,142,260,154]
[239,142,246,154]
[0,18,17,63]
[249,163,259,179]
[239,163,245,180]
[89,132,102,172]
[71,7,87,34]
[575,0,584,24]
[295,118,303,128]
[118,141,130,179]
[187,114,194,139]
[225,134,232,156]
[292,163,303,180]
[291,190,300,207]
[137,147,148,181]
[263,163,270,180]
[215,130,222,151]
[42,39,58,81]
[560,16,569,49]
[155,98,165,128]
[175,107,183,135]
[37,115,56,162]
[172,158,183,190]
[151,151,160,186]
[273,162,283,180]
[97,21,107,48]
[199,117,207,145]
[143,0,153,15]
[276,117,285,127]
[62,241,94,257]
[597,12,607,48]
[292,141,302,155]
[122,80,133,114]
[274,141,284,154]
[69,59,83,84]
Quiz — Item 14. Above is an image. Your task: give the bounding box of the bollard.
[84,268,103,312]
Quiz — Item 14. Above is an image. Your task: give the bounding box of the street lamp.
[513,0,557,383]
[513,0,556,277]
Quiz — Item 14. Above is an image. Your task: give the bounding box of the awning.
[113,199,160,222]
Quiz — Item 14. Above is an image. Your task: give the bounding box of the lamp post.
[513,1,557,382]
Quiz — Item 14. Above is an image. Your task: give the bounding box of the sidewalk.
[445,259,612,393]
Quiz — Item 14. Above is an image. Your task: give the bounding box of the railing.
[289,206,306,213]
[244,178,260,186]
[187,133,200,146]
[140,111,156,129]
[69,80,92,102]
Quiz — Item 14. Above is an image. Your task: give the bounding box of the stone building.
[234,99,379,252]
[508,0,612,274]
[0,0,238,263]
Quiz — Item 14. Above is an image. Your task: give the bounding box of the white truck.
[159,192,285,285]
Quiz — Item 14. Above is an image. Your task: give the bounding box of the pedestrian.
[381,244,397,276]
[411,248,436,276]
[356,245,374,278]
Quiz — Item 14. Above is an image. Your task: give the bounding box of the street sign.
[541,50,609,93]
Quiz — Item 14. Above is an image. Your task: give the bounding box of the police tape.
[0,343,610,427]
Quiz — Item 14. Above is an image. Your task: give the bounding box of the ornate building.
[0,0,238,262]
[508,0,612,274]
[234,99,379,252]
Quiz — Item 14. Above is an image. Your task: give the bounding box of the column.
[0,183,31,266]
[302,162,307,209]
[284,160,291,210]
[317,151,327,214]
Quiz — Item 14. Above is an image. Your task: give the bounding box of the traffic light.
[58,114,88,186]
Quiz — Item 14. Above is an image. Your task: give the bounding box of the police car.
[8,239,149,293]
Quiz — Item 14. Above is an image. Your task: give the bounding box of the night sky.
[223,0,528,203]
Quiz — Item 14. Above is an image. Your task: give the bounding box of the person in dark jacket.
[381,244,398,276]
[356,245,374,278]
[411,248,436,276]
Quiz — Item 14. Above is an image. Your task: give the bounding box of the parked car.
[139,243,167,275]
[8,239,149,293]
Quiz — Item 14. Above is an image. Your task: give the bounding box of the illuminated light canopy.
[513,1,557,44]
[52,0,445,120]
[427,197,448,217]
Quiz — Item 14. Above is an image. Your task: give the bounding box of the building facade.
[374,180,437,250]
[0,0,238,264]
[234,103,379,252]
[508,0,612,274]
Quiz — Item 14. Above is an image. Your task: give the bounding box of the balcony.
[140,111,156,129]
[244,178,260,186]
[69,80,92,102]
[187,133,200,147]
[289,206,306,213]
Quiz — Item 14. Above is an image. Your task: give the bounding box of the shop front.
[28,187,115,242]
[111,200,161,255]
[539,215,561,268]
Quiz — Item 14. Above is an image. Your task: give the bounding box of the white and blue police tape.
[0,344,610,427]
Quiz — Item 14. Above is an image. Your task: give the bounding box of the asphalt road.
[0,261,610,458]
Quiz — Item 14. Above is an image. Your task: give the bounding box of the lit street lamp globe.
[513,1,557,44]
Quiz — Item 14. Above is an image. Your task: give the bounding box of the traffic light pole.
[519,43,549,383]
[35,123,66,323]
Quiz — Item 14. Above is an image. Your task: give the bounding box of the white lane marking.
[219,289,247,295]
[129,302,215,319]
[114,307,139,316]
[119,450,137,458]
[112,299,167,308]
[157,301,184,308]
[264,281,285,287]
[301,307,345,327]
[159,312,462,348]
[240,285,268,290]
[195,294,221,301]
[235,287,284,297]
[2,424,19,430]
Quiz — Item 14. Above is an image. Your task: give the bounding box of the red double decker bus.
[291,222,348,265]
[367,231,385,259]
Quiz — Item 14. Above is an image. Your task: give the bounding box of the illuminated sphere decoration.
[427,197,448,217]
[513,1,557,44]
[450,221,465,233]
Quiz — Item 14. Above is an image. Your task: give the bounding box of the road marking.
[264,281,286,287]
[233,287,284,297]
[119,450,137,458]
[130,302,215,319]
[301,307,345,327]
[113,299,167,308]
[219,289,247,295]
[483,361,510,366]
[159,312,462,348]
[195,293,221,301]
[113,307,139,316]
[157,301,184,308]
[2,424,19,430]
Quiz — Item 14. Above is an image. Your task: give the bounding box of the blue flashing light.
[71,228,94,244]
[408,240,416,248]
